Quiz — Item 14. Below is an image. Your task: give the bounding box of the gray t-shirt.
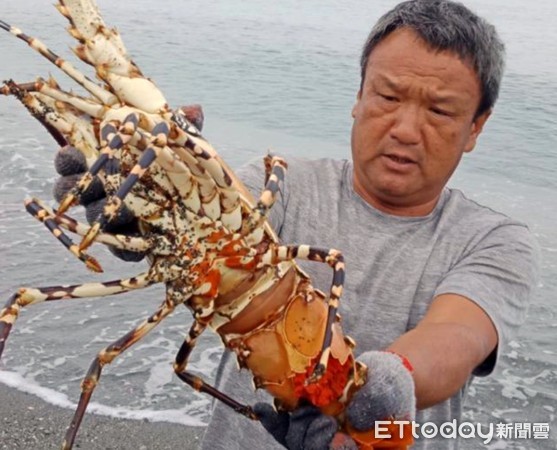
[200,157,539,449]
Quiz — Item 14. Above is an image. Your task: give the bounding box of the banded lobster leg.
[78,121,204,251]
[62,297,177,450]
[0,273,154,359]
[57,113,140,215]
[173,319,258,420]
[242,154,288,239]
[26,198,153,255]
[260,244,345,383]
[25,198,102,272]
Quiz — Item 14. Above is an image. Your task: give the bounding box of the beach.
[0,384,204,450]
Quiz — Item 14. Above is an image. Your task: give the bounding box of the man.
[198,1,538,448]
[54,1,538,448]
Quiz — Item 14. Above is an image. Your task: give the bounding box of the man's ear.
[464,109,491,153]
[351,90,362,118]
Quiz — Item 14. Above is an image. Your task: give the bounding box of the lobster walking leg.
[63,300,175,450]
[25,198,103,272]
[57,115,139,215]
[79,121,172,250]
[26,197,152,253]
[173,319,257,419]
[51,208,153,253]
[0,274,153,359]
[242,155,288,236]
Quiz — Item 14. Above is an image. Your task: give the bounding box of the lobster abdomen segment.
[218,265,364,413]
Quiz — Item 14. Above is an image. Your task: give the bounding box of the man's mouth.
[385,154,416,164]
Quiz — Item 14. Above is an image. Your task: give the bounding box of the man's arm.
[388,293,498,409]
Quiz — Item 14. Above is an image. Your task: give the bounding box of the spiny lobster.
[0,1,412,449]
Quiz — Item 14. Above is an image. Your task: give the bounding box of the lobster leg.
[79,121,173,250]
[63,300,175,450]
[0,273,153,360]
[32,198,153,253]
[57,114,139,215]
[262,245,345,383]
[25,198,103,272]
[25,197,151,270]
[242,155,288,237]
[173,319,257,420]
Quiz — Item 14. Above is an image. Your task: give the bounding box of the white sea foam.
[0,370,207,426]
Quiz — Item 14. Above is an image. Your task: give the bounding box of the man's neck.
[353,182,441,217]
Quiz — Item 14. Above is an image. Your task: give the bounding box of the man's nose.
[389,104,421,145]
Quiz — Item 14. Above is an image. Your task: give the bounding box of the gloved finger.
[285,406,335,450]
[180,104,204,131]
[53,173,105,205]
[347,352,416,431]
[297,413,339,450]
[347,384,396,431]
[83,198,146,262]
[54,145,87,175]
[107,245,146,262]
[84,198,137,229]
[329,432,358,450]
[253,402,289,447]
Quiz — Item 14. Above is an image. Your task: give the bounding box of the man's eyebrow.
[428,93,462,104]
[375,74,463,104]
[374,74,400,91]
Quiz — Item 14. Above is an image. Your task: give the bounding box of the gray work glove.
[254,403,357,450]
[346,350,416,431]
[52,105,204,262]
[255,351,415,449]
[53,145,146,262]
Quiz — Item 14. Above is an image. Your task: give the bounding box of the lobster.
[0,1,413,449]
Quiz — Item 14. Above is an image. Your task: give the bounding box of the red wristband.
[387,351,414,373]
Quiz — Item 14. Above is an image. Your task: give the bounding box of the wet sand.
[0,383,205,449]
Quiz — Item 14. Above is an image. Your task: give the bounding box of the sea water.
[0,0,555,448]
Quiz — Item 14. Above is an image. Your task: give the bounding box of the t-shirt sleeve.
[235,156,288,234]
[433,223,540,376]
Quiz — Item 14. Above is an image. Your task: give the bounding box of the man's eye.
[380,93,398,102]
[430,107,451,116]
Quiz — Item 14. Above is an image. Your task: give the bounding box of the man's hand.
[255,351,416,449]
[346,351,415,431]
[254,403,357,450]
[51,105,204,262]
[53,145,147,262]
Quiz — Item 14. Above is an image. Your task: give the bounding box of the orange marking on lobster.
[346,421,415,449]
[224,256,257,271]
[293,356,351,407]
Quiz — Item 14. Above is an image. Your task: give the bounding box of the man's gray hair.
[361,0,505,116]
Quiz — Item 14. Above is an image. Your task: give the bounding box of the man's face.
[351,28,491,215]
